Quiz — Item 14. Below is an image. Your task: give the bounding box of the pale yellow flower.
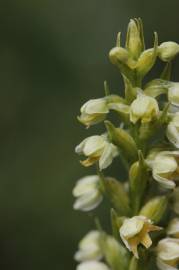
[119,216,161,258]
[167,113,179,148]
[168,83,179,107]
[75,135,118,170]
[77,261,110,270]
[74,231,102,261]
[78,98,109,127]
[130,94,159,124]
[147,150,179,189]
[73,176,102,211]
[157,238,179,270]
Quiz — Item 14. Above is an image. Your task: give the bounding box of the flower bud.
[75,135,118,170]
[139,196,167,224]
[173,187,179,215]
[104,177,131,216]
[136,32,158,77]
[168,82,179,107]
[157,238,179,270]
[129,151,149,214]
[109,47,130,65]
[126,19,143,59]
[78,98,109,127]
[167,218,179,238]
[73,175,103,211]
[74,231,102,261]
[103,235,129,270]
[77,261,110,270]
[119,216,161,258]
[158,41,179,62]
[166,112,179,148]
[130,94,159,124]
[104,120,138,162]
[146,150,179,189]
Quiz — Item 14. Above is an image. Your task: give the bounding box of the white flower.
[167,113,179,148]
[74,231,102,261]
[77,261,110,270]
[78,98,109,127]
[167,218,179,238]
[157,238,179,270]
[75,135,118,170]
[168,83,179,107]
[158,42,179,62]
[73,176,102,211]
[119,216,160,258]
[147,150,179,189]
[130,94,159,124]
[173,187,179,215]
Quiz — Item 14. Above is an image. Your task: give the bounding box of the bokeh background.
[0,0,179,269]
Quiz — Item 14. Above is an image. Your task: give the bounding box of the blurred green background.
[0,0,179,269]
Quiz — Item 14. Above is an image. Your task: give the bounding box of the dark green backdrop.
[0,0,179,269]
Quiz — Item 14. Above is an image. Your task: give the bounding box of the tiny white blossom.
[119,216,160,258]
[157,238,179,270]
[167,113,179,148]
[130,94,159,124]
[78,98,109,127]
[168,83,179,107]
[73,176,102,211]
[77,261,110,270]
[75,135,118,170]
[74,231,102,262]
[147,150,179,189]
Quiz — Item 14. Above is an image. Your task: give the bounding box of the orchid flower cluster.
[73,18,179,270]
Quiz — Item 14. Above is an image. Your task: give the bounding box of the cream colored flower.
[173,187,179,215]
[130,94,159,124]
[73,176,103,211]
[78,98,109,127]
[157,238,179,270]
[75,135,118,170]
[167,218,179,238]
[168,83,179,107]
[77,261,110,270]
[147,150,179,189]
[74,231,102,262]
[158,42,179,62]
[119,216,161,258]
[167,113,179,148]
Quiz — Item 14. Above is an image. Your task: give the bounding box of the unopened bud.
[139,196,167,223]
[105,120,138,162]
[158,41,179,62]
[126,19,142,59]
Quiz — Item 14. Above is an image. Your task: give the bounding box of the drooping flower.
[77,261,110,270]
[168,82,179,107]
[167,218,179,238]
[147,150,179,189]
[167,113,179,148]
[119,216,161,258]
[73,176,103,211]
[130,94,159,124]
[74,231,102,262]
[157,238,179,270]
[75,135,118,170]
[78,98,109,127]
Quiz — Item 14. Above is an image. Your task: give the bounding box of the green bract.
[73,18,179,270]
